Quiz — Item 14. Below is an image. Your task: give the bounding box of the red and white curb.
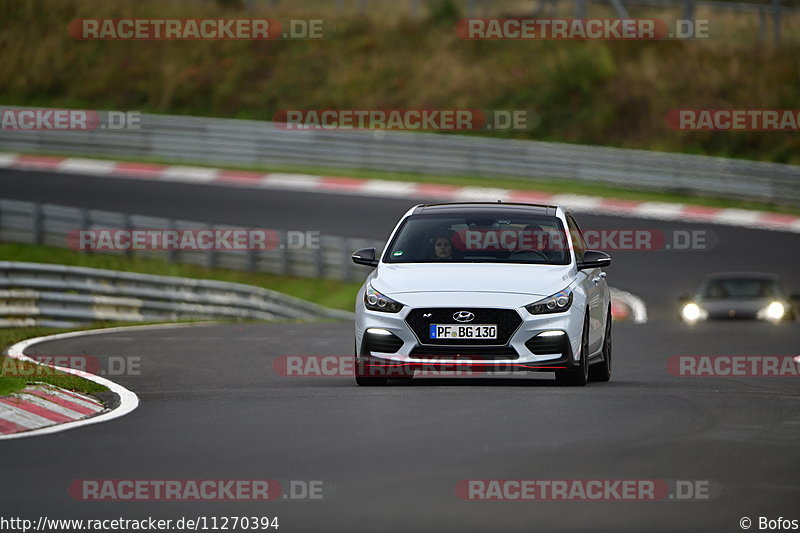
[0,323,203,440]
[2,152,799,233]
[0,382,104,435]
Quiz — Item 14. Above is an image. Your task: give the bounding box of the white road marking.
[0,322,211,440]
[161,166,220,183]
[59,158,117,175]
[0,152,20,167]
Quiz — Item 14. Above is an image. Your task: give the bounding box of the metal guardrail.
[0,261,353,328]
[1,108,798,206]
[0,198,382,282]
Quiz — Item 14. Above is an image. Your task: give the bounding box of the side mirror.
[577,250,611,270]
[678,293,691,303]
[352,248,379,267]
[790,292,800,301]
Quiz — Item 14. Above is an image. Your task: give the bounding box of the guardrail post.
[574,0,586,19]
[79,207,89,233]
[166,218,176,263]
[772,0,782,44]
[467,0,477,17]
[247,248,258,272]
[681,0,694,22]
[122,213,133,258]
[314,237,325,278]
[206,223,217,269]
[280,230,290,275]
[77,207,89,252]
[342,237,353,282]
[32,202,42,245]
[759,6,767,43]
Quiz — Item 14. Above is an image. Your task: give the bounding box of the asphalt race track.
[2,168,800,532]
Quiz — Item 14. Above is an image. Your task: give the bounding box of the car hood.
[372,263,574,298]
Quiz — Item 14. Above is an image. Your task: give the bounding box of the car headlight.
[760,301,785,322]
[525,288,573,315]
[364,284,404,313]
[681,302,706,323]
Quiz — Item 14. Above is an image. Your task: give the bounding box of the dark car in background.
[679,272,797,324]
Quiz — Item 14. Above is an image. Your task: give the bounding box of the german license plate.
[429,324,497,340]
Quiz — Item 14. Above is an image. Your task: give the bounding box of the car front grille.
[405,307,522,346]
[409,346,519,360]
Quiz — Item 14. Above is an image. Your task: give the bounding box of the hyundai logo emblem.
[453,311,475,323]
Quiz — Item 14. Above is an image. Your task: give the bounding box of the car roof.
[412,202,559,217]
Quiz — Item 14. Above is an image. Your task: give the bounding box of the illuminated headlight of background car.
[364,284,404,313]
[757,301,786,323]
[525,288,573,315]
[681,302,707,323]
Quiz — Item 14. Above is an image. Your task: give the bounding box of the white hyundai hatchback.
[352,202,613,386]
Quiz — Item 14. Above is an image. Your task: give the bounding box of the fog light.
[366,328,393,336]
[537,330,566,337]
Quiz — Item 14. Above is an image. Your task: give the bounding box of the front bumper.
[355,302,585,372]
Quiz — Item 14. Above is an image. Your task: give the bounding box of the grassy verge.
[12,149,800,216]
[0,242,363,312]
[0,325,120,396]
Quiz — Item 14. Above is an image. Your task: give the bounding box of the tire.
[556,313,589,386]
[355,341,414,386]
[589,308,612,382]
[354,341,387,386]
[356,364,412,385]
[355,373,388,386]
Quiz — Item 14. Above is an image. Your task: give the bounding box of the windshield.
[384,213,571,265]
[699,278,780,299]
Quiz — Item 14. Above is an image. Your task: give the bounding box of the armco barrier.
[1,108,798,206]
[0,261,353,328]
[0,198,381,282]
